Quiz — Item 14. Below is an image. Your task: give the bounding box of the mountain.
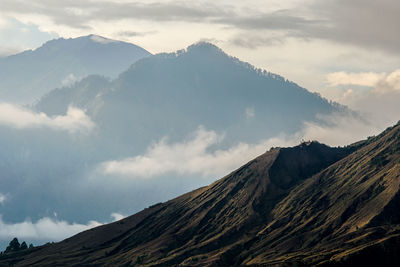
[35,42,347,154]
[0,35,151,104]
[3,122,400,266]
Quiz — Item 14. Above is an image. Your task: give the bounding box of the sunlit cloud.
[326,71,386,87]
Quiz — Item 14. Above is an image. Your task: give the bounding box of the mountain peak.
[154,41,226,60]
[186,41,224,54]
[86,34,119,44]
[0,35,151,104]
[40,34,125,49]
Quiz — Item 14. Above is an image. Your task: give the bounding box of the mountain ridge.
[0,35,151,104]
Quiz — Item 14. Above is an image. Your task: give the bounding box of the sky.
[0,0,400,247]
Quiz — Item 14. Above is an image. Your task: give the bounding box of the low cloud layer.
[0,104,95,133]
[100,126,296,178]
[0,213,125,241]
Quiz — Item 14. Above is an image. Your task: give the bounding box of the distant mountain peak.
[41,34,127,49]
[186,41,224,53]
[87,34,119,44]
[0,35,151,104]
[154,41,226,61]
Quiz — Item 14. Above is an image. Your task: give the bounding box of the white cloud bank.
[326,69,400,93]
[0,213,125,241]
[326,71,386,87]
[0,104,95,133]
[100,126,296,178]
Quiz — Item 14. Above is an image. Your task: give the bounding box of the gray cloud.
[117,30,157,38]
[217,10,321,31]
[307,0,400,54]
[225,0,400,54]
[2,0,399,54]
[230,34,285,49]
[0,0,231,28]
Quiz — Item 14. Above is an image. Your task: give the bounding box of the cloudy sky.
[1,0,399,109]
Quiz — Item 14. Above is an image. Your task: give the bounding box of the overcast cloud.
[0,0,399,55]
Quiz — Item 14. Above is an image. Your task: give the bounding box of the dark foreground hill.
[2,122,400,266]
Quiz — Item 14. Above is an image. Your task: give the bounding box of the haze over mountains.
[35,42,347,153]
[0,35,357,248]
[2,121,399,266]
[0,35,151,104]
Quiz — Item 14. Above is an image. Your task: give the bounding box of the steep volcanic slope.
[243,122,400,266]
[0,35,150,103]
[0,143,352,266]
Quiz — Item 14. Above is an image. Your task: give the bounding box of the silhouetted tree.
[5,238,20,253]
[20,241,28,250]
[2,238,33,254]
